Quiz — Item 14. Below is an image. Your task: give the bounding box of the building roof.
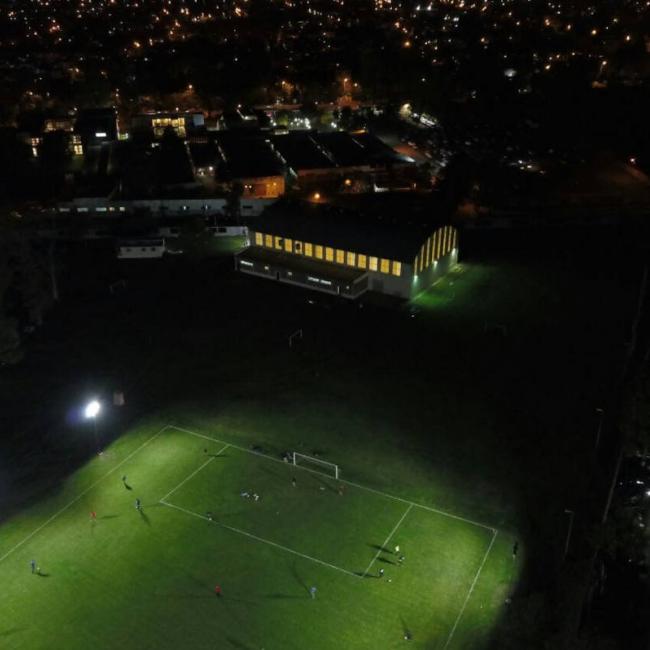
[272,132,335,171]
[248,200,451,262]
[214,132,285,180]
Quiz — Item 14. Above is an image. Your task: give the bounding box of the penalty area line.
[160,499,360,579]
[363,503,412,577]
[443,528,498,650]
[159,443,229,503]
[169,425,496,533]
[0,425,171,565]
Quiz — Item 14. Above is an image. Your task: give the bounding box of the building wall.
[249,230,406,285]
[366,266,413,299]
[238,175,285,199]
[237,256,367,299]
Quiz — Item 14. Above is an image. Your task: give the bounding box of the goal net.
[292,452,340,480]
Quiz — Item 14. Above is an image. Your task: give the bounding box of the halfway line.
[363,504,413,577]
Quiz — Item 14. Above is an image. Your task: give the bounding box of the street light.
[84,400,102,454]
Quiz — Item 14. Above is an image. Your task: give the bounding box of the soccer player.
[378,568,385,578]
[338,484,345,496]
[90,511,97,520]
[398,555,405,565]
[309,586,317,599]
[394,544,400,555]
[207,511,213,521]
[30,559,36,574]
[512,541,519,559]
[135,498,141,510]
[292,477,297,488]
[215,585,222,597]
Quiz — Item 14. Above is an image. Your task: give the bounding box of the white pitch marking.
[0,425,170,564]
[363,504,413,577]
[169,425,495,532]
[443,528,499,650]
[160,500,360,578]
[159,443,229,503]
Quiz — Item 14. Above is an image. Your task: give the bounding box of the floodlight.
[85,400,101,419]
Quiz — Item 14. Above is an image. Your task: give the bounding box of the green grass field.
[0,422,514,650]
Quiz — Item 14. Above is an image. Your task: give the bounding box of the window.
[434,231,441,260]
[284,238,293,253]
[255,232,263,246]
[315,245,323,259]
[294,241,302,254]
[425,237,432,267]
[357,254,367,269]
[336,249,345,264]
[304,243,313,257]
[380,259,390,274]
[264,234,273,248]
[369,257,378,271]
[346,251,356,267]
[392,261,402,276]
[325,247,334,262]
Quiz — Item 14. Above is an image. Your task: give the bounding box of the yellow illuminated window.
[336,249,345,264]
[346,251,356,266]
[380,259,390,274]
[264,234,273,248]
[325,247,334,262]
[392,261,402,276]
[304,243,313,257]
[284,238,293,253]
[425,238,431,267]
[255,232,263,246]
[369,257,378,271]
[358,254,367,269]
[274,236,283,250]
[315,245,323,259]
[435,231,441,259]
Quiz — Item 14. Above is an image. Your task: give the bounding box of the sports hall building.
[235,204,458,300]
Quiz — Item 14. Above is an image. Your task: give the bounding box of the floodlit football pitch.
[0,424,510,650]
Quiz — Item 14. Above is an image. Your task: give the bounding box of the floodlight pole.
[563,509,574,560]
[594,408,604,451]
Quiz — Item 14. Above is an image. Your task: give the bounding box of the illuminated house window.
[294,241,302,254]
[315,245,323,259]
[284,238,293,253]
[274,236,283,250]
[380,259,390,274]
[255,232,263,246]
[392,261,402,276]
[369,257,378,271]
[325,247,334,262]
[358,254,367,269]
[304,243,313,257]
[346,252,356,267]
[336,250,345,264]
[264,234,273,248]
[425,237,432,267]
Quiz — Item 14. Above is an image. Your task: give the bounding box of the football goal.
[292,452,340,480]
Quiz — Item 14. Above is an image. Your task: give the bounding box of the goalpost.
[292,452,340,480]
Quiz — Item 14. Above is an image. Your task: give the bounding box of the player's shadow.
[289,562,310,596]
[264,593,304,600]
[123,484,133,491]
[368,543,393,554]
[98,514,120,520]
[377,557,397,565]
[139,510,151,526]
[224,635,254,650]
[36,572,50,577]
[311,475,336,493]
[400,616,413,641]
